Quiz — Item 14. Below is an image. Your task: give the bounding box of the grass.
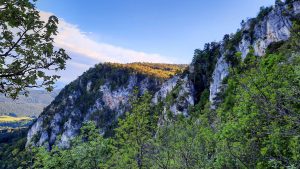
[0,116,32,123]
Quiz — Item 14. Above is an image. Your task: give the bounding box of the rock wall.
[27,66,194,149]
[209,1,300,106]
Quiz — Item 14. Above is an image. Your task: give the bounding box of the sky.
[36,0,275,86]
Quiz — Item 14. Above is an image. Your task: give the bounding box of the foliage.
[266,41,286,54]
[214,51,300,168]
[257,6,273,21]
[146,115,216,169]
[285,0,298,5]
[223,30,243,67]
[109,91,158,168]
[0,0,70,99]
[0,128,32,169]
[110,62,187,79]
[32,121,113,169]
[190,42,220,101]
[223,30,243,52]
[211,21,300,167]
[165,80,183,109]
[243,6,273,43]
[31,91,158,169]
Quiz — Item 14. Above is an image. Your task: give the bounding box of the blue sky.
[36,0,275,85]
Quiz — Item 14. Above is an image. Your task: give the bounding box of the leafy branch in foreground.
[0,0,70,99]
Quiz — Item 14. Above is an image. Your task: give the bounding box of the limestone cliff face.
[26,64,193,148]
[209,54,229,108]
[153,75,194,116]
[209,1,300,106]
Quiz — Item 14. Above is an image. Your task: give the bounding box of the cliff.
[209,1,300,107]
[26,63,192,148]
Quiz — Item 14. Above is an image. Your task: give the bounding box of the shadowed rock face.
[209,2,300,106]
[26,64,194,149]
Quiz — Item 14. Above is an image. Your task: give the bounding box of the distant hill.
[0,116,33,129]
[0,90,60,117]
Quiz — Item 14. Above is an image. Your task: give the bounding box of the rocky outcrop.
[152,76,180,104]
[252,6,292,56]
[209,1,300,106]
[169,76,194,116]
[26,64,193,149]
[209,54,229,107]
[154,75,194,116]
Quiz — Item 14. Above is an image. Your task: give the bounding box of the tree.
[33,121,113,169]
[111,90,157,169]
[215,51,300,168]
[0,0,70,99]
[275,0,284,6]
[191,42,220,101]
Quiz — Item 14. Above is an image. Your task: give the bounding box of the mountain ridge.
[0,90,60,117]
[26,62,193,148]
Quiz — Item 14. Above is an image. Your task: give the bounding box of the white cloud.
[39,11,175,85]
[68,61,91,70]
[40,11,172,64]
